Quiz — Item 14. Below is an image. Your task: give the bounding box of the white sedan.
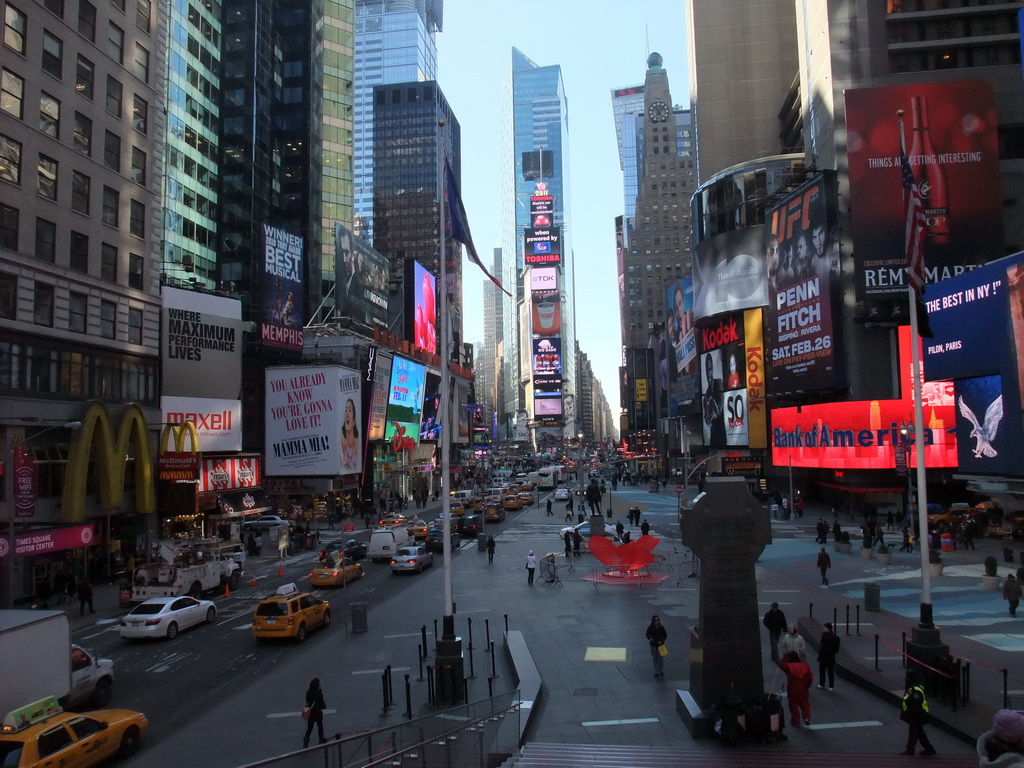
[553,488,571,502]
[119,596,217,640]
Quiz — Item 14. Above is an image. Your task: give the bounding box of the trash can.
[864,582,881,612]
[477,535,486,552]
[118,585,132,608]
[940,533,953,552]
[351,601,368,633]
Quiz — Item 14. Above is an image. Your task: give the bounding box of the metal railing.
[237,691,521,768]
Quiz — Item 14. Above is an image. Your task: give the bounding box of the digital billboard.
[407,261,437,355]
[765,172,842,393]
[420,371,442,441]
[365,348,392,442]
[524,225,562,266]
[692,225,768,320]
[955,375,1016,476]
[745,309,767,449]
[700,313,747,447]
[384,357,425,443]
[666,276,697,374]
[531,285,560,337]
[532,338,562,376]
[770,326,957,469]
[845,81,1002,303]
[261,223,304,351]
[334,223,389,329]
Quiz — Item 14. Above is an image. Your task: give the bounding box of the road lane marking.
[351,667,411,675]
[267,709,338,719]
[806,720,884,730]
[581,718,660,727]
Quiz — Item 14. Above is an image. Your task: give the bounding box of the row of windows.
[0,203,145,287]
[889,43,1019,72]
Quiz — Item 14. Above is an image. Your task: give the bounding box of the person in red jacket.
[780,650,814,727]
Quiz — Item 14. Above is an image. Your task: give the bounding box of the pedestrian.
[779,624,806,662]
[53,570,68,605]
[35,578,52,610]
[779,651,813,726]
[886,508,895,531]
[815,519,826,544]
[302,677,326,748]
[900,674,936,756]
[762,602,787,664]
[486,535,495,564]
[900,526,913,552]
[76,577,94,616]
[525,551,537,585]
[832,520,842,541]
[1003,574,1022,617]
[546,497,553,516]
[254,533,263,557]
[977,709,1024,768]
[816,547,832,585]
[615,520,625,539]
[645,614,668,678]
[816,622,840,691]
[563,530,572,558]
[565,501,573,523]
[572,529,582,557]
[640,519,650,537]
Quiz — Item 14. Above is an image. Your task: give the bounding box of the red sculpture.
[589,534,660,572]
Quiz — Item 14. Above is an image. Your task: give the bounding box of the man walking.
[546,497,553,516]
[1003,573,1022,617]
[817,547,832,585]
[817,622,840,691]
[762,602,787,664]
[900,675,936,756]
[525,551,537,585]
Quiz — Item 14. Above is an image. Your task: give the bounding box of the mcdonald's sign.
[158,422,200,481]
[62,402,156,523]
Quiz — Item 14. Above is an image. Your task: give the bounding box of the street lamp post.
[5,421,82,609]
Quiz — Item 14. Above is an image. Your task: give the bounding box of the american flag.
[444,161,510,297]
[900,147,926,292]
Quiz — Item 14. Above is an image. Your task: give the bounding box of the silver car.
[119,596,217,640]
[390,545,434,574]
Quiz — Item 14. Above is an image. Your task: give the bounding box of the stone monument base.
[675,689,716,739]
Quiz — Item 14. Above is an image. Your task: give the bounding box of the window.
[69,291,87,332]
[107,21,123,62]
[0,272,16,319]
[43,0,63,15]
[131,95,147,133]
[103,130,120,170]
[101,185,117,225]
[75,55,94,98]
[69,230,88,271]
[132,43,149,82]
[72,112,91,154]
[135,0,150,32]
[77,1,95,41]
[128,199,143,237]
[42,32,63,78]
[33,282,55,326]
[105,75,121,115]
[0,202,16,249]
[128,252,143,289]
[99,299,115,338]
[100,242,116,281]
[71,170,89,213]
[35,218,55,261]
[0,133,21,183]
[1,68,23,117]
[39,92,60,137]
[4,4,26,53]
[130,146,145,184]
[37,154,57,200]
[127,306,142,343]
[110,0,125,10]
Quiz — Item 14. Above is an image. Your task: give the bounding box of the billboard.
[532,338,562,376]
[692,225,769,320]
[770,326,958,469]
[265,366,363,476]
[198,456,260,493]
[531,283,560,336]
[666,277,697,373]
[261,223,304,351]
[162,397,242,453]
[744,309,767,449]
[406,261,437,355]
[334,223,389,329]
[955,375,1017,476]
[765,172,842,393]
[384,356,425,443]
[845,81,1002,303]
[700,313,747,447]
[534,374,563,419]
[524,225,562,266]
[420,371,442,441]
[365,348,392,442]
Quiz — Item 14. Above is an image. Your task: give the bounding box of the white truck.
[0,610,115,715]
[131,538,242,602]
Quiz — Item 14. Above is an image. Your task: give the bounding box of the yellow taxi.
[483,503,506,523]
[406,518,428,539]
[449,501,466,517]
[517,490,535,506]
[502,494,522,511]
[519,482,536,493]
[470,497,486,513]
[308,556,363,588]
[0,696,148,767]
[252,583,331,642]
[380,514,407,529]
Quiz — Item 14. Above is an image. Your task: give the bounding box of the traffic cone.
[251,575,258,587]
[278,564,284,577]
[224,583,231,598]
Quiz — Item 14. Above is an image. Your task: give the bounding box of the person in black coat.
[303,677,326,748]
[640,519,651,537]
[817,621,841,691]
[762,602,787,664]
[645,614,668,677]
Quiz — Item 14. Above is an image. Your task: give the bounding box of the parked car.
[424,525,461,553]
[455,514,483,539]
[390,545,435,574]
[242,515,290,532]
[251,584,330,642]
[559,522,619,542]
[308,556,363,588]
[119,596,217,641]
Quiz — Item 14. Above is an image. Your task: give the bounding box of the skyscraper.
[481,247,504,438]
[353,0,441,244]
[610,84,646,234]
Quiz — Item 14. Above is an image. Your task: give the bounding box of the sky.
[435,0,690,416]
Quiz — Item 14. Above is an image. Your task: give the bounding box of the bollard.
[467,617,473,652]
[833,607,837,630]
[427,665,435,706]
[417,645,425,682]
[433,619,438,642]
[874,634,880,671]
[379,672,390,717]
[468,637,475,679]
[1002,667,1007,709]
[845,605,850,636]
[856,605,861,636]
[488,676,494,698]
[504,614,509,633]
[403,674,412,720]
[386,665,393,706]
[484,619,491,653]
[421,625,428,658]
[463,678,469,704]
[951,659,959,712]
[809,602,813,620]
[902,632,907,667]
[490,641,498,678]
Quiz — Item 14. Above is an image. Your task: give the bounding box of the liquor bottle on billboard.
[909,95,950,244]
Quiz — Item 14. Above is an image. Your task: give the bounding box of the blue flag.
[445,161,510,297]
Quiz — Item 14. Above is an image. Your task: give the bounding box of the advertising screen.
[955,375,1017,476]
[524,225,562,266]
[409,261,437,355]
[529,267,558,292]
[532,338,562,376]
[530,195,553,216]
[745,309,767,449]
[534,394,563,416]
[365,349,392,441]
[260,223,304,351]
[384,357,425,443]
[420,371,442,441]
[692,225,768,320]
[531,294,560,336]
[765,172,842,393]
[770,326,957,469]
[845,81,1002,303]
[666,277,697,374]
[699,313,747,447]
[334,223,389,329]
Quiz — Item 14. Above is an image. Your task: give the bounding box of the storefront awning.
[211,489,272,516]
[817,481,905,494]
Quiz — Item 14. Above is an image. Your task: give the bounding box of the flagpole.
[900,111,933,630]
[437,120,455,633]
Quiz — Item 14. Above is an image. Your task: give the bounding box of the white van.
[368,528,413,562]
[450,490,475,505]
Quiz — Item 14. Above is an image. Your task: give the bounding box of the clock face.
[648,101,669,123]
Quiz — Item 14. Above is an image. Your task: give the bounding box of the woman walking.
[302,677,326,748]
[645,615,668,678]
